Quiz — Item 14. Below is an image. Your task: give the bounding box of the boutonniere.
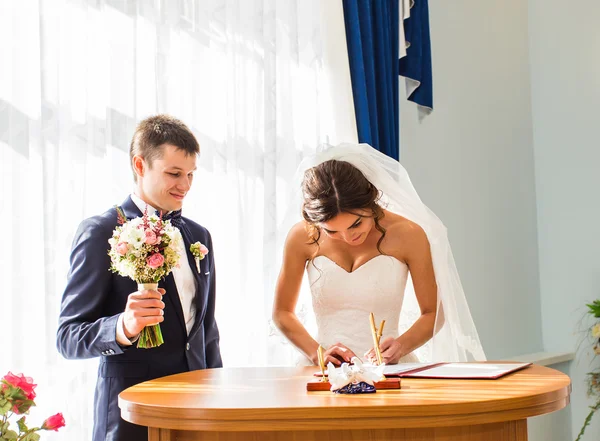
[190,242,209,272]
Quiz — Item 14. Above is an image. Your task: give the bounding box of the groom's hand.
[321,343,357,366]
[123,288,166,339]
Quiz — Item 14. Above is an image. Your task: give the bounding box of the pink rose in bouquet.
[147,253,165,269]
[116,242,129,256]
[144,229,159,245]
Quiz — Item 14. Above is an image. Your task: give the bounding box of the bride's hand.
[315,343,357,366]
[365,337,403,364]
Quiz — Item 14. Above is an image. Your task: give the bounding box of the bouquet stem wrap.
[136,283,164,348]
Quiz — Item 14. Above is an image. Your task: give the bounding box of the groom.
[56,115,222,441]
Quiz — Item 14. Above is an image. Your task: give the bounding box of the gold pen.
[369,312,383,365]
[317,345,327,382]
[377,320,385,345]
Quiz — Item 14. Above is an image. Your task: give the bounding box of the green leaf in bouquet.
[16,417,28,433]
[21,433,40,441]
[0,420,8,433]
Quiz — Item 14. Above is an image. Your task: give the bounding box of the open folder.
[316,362,532,380]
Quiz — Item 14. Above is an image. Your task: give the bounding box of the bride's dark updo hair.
[301,160,386,251]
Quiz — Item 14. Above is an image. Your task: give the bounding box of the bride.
[272,143,485,366]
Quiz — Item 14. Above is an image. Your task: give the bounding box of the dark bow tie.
[163,209,183,229]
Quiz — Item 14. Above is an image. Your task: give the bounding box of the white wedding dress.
[307,254,420,363]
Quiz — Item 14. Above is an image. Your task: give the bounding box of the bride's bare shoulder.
[285,221,315,257]
[380,211,429,255]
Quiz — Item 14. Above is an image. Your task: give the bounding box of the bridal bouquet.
[575,299,600,441]
[108,206,184,348]
[0,372,65,440]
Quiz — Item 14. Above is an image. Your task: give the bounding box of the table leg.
[149,427,172,441]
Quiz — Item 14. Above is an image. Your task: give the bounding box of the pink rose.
[144,229,159,245]
[116,242,129,256]
[199,244,209,256]
[146,253,165,269]
[42,412,66,431]
[2,372,37,400]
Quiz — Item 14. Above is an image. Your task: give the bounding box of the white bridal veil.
[280,142,486,362]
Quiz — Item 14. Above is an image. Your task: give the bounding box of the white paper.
[403,362,531,379]
[317,362,438,377]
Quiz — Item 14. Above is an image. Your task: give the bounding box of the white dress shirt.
[116,194,197,345]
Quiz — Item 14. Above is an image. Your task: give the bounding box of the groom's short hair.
[129,114,200,182]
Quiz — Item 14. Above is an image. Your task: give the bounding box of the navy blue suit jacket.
[57,196,222,441]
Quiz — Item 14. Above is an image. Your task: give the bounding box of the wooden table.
[119,364,571,441]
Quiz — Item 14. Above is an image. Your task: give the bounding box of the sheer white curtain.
[0,0,356,439]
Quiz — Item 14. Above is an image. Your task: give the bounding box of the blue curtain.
[342,0,399,160]
[399,0,433,112]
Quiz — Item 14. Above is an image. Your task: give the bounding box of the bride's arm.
[273,223,359,366]
[272,223,321,364]
[367,222,438,364]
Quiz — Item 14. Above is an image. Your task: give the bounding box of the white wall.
[399,2,577,439]
[400,1,543,360]
[528,0,600,439]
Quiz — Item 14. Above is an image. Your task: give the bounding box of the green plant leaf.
[16,417,27,433]
[21,432,40,441]
[0,400,11,416]
[586,300,600,317]
[16,400,34,415]
[2,429,17,440]
[575,399,600,441]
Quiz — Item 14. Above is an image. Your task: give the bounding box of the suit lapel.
[178,221,207,339]
[120,196,142,219]
[118,196,187,336]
